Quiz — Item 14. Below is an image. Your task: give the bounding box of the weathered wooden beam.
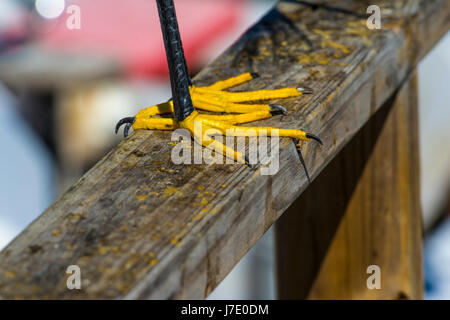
[275,70,423,299]
[0,0,448,299]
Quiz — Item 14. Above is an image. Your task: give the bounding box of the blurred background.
[0,0,448,299]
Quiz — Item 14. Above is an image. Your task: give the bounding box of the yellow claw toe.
[124,73,318,165]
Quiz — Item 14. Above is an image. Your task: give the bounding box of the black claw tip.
[115,117,135,136]
[293,138,311,184]
[124,123,132,138]
[298,86,314,94]
[306,133,323,145]
[299,149,311,184]
[250,72,260,79]
[269,104,288,116]
[244,155,255,169]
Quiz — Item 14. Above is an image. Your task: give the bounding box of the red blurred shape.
[38,0,241,78]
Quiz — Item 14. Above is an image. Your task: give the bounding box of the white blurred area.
[35,0,66,19]
[0,1,24,29]
[418,33,450,229]
[0,0,449,300]
[0,85,55,249]
[419,32,450,300]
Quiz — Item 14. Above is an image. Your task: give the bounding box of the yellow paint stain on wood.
[163,186,180,198]
[124,255,140,270]
[159,167,176,174]
[325,40,351,54]
[68,212,85,222]
[294,28,354,66]
[191,189,216,207]
[149,259,158,266]
[298,52,327,65]
[98,246,108,255]
[193,197,208,207]
[193,214,203,221]
[144,186,182,199]
[171,229,189,247]
[51,229,62,237]
[345,20,374,45]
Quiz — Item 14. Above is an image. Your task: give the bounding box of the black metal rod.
[156,0,194,122]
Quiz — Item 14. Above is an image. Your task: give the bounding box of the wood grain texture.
[275,70,423,299]
[0,0,447,299]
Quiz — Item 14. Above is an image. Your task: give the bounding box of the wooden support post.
[275,70,423,299]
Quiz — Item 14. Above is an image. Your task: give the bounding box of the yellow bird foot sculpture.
[116,0,322,180]
[116,72,322,175]
[117,0,322,181]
